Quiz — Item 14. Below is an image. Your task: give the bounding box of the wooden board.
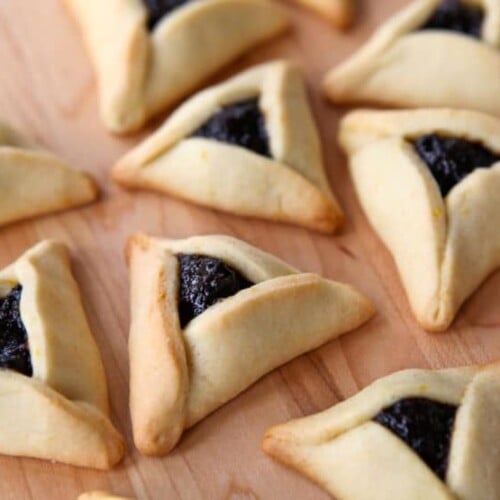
[1,1,500,498]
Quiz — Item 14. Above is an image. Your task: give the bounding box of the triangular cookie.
[63,0,289,133]
[126,233,374,455]
[113,61,344,233]
[323,0,500,117]
[339,108,500,331]
[0,241,124,469]
[288,0,355,28]
[263,362,500,500]
[0,122,97,228]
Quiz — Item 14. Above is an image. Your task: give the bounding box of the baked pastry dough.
[0,241,124,469]
[323,0,500,117]
[127,233,374,456]
[0,121,97,228]
[63,0,289,133]
[113,61,343,233]
[339,108,500,331]
[288,0,355,28]
[263,362,500,500]
[79,493,133,500]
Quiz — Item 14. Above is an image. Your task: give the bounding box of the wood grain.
[1,0,499,498]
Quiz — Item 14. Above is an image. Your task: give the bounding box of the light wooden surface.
[1,1,499,498]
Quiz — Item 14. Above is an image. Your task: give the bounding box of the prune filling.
[191,98,272,158]
[177,254,254,328]
[413,134,500,197]
[143,0,193,31]
[374,397,457,480]
[0,285,32,377]
[419,0,484,39]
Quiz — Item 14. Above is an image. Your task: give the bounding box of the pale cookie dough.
[127,233,374,456]
[339,108,500,331]
[79,492,134,500]
[323,0,500,117]
[263,362,500,500]
[63,0,289,133]
[0,121,97,228]
[0,241,124,469]
[113,61,343,233]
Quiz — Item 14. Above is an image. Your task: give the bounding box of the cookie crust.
[289,0,356,28]
[127,233,374,456]
[113,61,343,233]
[0,241,124,469]
[263,362,500,500]
[323,0,500,117]
[79,493,134,500]
[339,108,500,331]
[63,0,289,133]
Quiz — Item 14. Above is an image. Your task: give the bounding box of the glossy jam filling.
[374,397,457,480]
[191,98,272,157]
[419,0,484,39]
[0,285,32,376]
[143,0,193,30]
[177,254,253,327]
[412,134,500,197]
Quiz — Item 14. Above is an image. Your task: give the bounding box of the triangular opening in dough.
[373,396,457,480]
[263,363,500,499]
[113,61,343,233]
[323,0,500,118]
[126,233,374,456]
[0,241,123,469]
[63,0,289,132]
[411,132,500,197]
[418,0,485,38]
[176,252,255,328]
[339,108,500,331]
[189,97,272,158]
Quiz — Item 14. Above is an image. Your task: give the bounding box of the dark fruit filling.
[413,134,500,197]
[419,0,484,39]
[191,98,272,157]
[177,254,253,328]
[374,397,457,480]
[0,285,32,376]
[143,0,193,31]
